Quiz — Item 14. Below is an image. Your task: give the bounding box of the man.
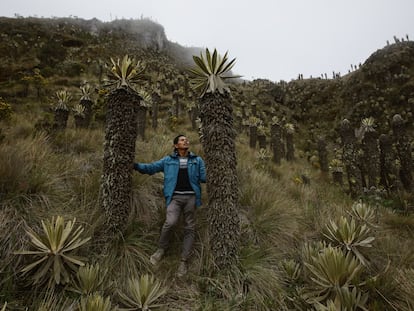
[133,134,206,277]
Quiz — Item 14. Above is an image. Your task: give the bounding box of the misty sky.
[1,0,414,81]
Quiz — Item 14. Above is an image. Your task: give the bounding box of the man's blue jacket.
[134,151,206,207]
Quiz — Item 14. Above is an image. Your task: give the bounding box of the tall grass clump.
[0,206,26,300]
[32,287,77,311]
[393,268,414,310]
[49,127,104,155]
[0,134,67,210]
[103,222,157,282]
[4,111,36,140]
[237,141,303,251]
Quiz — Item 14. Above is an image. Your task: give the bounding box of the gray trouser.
[158,194,196,261]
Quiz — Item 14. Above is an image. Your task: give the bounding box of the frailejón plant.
[15,216,90,285]
[118,274,167,310]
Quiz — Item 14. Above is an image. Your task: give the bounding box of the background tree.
[285,122,295,161]
[330,158,344,186]
[185,97,198,131]
[136,89,152,141]
[72,104,86,128]
[100,55,144,239]
[151,86,161,130]
[317,136,329,173]
[31,68,48,99]
[79,83,94,128]
[379,133,401,191]
[359,117,379,188]
[270,116,284,165]
[257,124,267,149]
[189,48,240,269]
[250,99,258,116]
[391,114,413,191]
[172,86,184,117]
[340,119,363,198]
[248,115,261,149]
[53,90,71,130]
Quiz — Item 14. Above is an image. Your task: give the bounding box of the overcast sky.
[1,0,413,81]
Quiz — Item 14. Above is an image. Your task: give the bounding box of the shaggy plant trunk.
[258,134,267,149]
[270,123,283,165]
[340,120,363,198]
[80,99,93,127]
[362,130,379,188]
[392,114,413,191]
[100,88,140,237]
[53,109,69,130]
[379,134,401,191]
[332,171,343,186]
[251,104,257,116]
[249,125,257,148]
[74,115,85,128]
[137,106,147,141]
[199,92,240,270]
[173,93,180,117]
[151,92,160,130]
[285,132,295,161]
[317,137,329,173]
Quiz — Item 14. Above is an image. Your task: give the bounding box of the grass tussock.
[0,133,71,215]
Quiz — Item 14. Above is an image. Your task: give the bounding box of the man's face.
[175,136,189,150]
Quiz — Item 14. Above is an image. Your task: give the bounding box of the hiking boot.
[176,260,188,277]
[150,248,164,265]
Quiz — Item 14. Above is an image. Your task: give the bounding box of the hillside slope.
[0,16,199,96]
[253,40,414,141]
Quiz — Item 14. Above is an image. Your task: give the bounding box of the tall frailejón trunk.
[173,91,180,117]
[53,109,69,130]
[80,99,93,127]
[340,119,363,198]
[258,134,267,149]
[392,114,413,192]
[361,129,379,188]
[285,131,295,161]
[101,88,140,236]
[199,92,240,269]
[74,114,85,128]
[379,133,401,191]
[249,125,257,148]
[270,122,283,165]
[151,91,160,130]
[317,136,329,173]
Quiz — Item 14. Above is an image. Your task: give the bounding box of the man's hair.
[173,134,186,145]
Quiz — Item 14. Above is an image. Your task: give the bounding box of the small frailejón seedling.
[118,274,167,310]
